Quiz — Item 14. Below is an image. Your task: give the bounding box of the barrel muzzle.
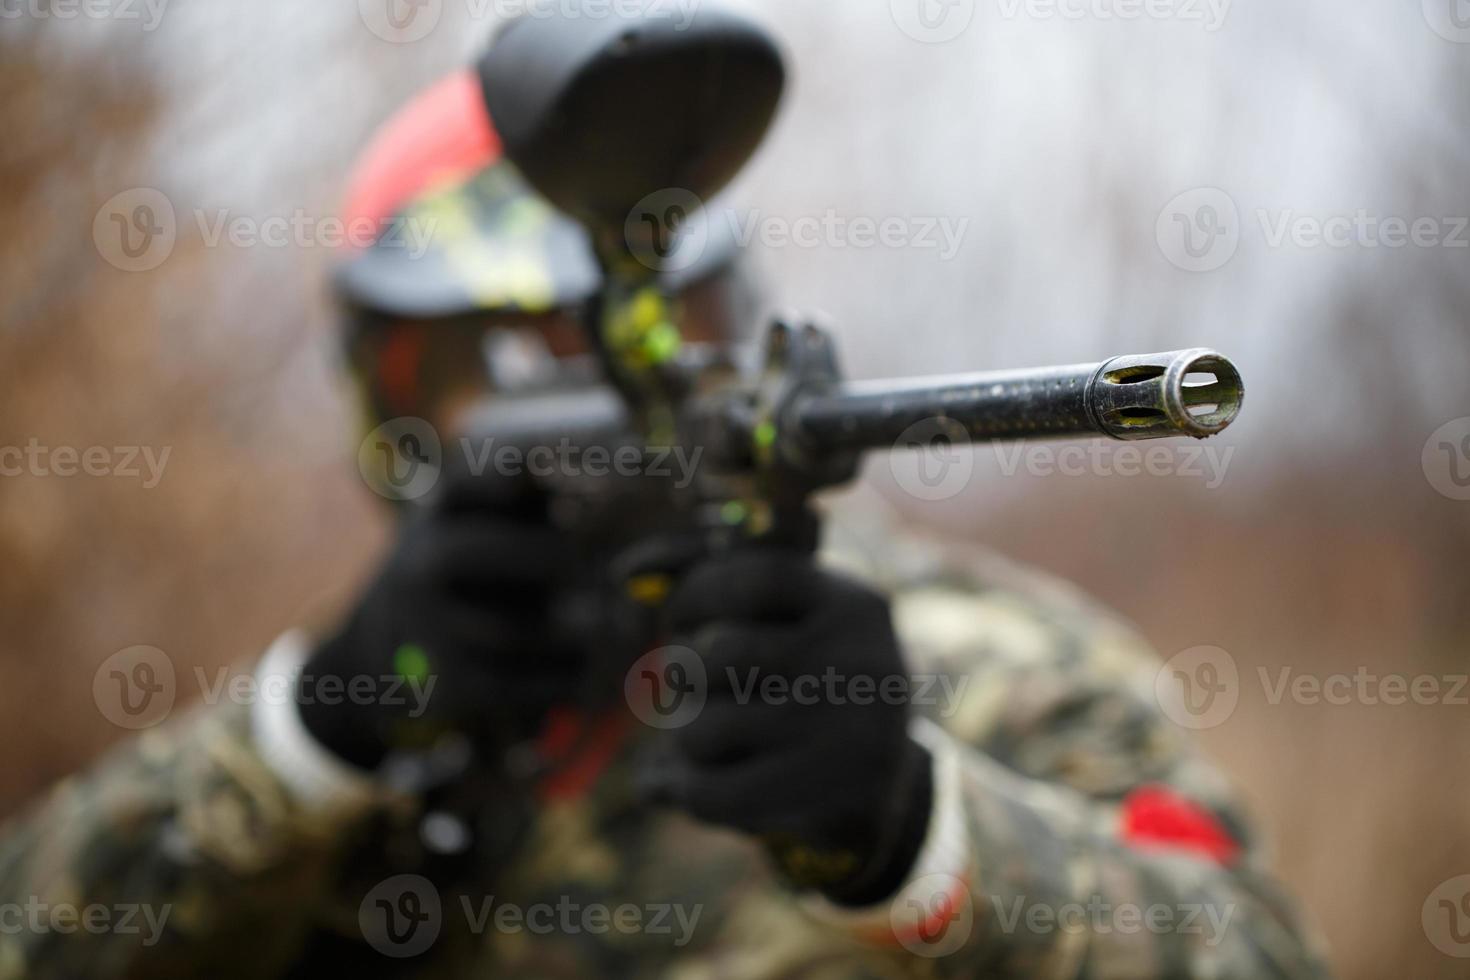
[1088,349,1244,440]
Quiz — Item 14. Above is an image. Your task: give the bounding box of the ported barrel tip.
[1090,349,1244,440]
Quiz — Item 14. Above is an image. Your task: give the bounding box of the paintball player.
[0,5,1329,978]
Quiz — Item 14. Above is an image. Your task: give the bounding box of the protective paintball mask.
[334,66,762,466]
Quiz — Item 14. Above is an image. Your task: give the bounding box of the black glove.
[298,476,585,772]
[656,551,933,906]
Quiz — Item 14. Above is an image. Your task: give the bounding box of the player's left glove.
[655,550,934,906]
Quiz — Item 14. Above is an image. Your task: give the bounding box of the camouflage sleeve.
[808,539,1332,979]
[0,694,341,979]
[0,642,475,980]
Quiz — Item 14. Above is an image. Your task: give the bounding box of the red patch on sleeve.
[1120,785,1241,865]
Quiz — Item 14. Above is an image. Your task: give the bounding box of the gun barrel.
[790,349,1243,452]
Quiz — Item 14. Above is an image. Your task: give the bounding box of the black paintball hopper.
[478,0,786,248]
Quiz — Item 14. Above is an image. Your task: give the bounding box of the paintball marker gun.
[463,4,1245,556]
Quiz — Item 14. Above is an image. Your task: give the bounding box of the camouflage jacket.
[0,525,1330,979]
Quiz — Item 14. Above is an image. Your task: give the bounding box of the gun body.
[456,321,1244,554]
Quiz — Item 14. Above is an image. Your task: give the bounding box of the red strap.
[534,709,632,803]
[1120,784,1241,865]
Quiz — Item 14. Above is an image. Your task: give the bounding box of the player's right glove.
[296,475,587,771]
